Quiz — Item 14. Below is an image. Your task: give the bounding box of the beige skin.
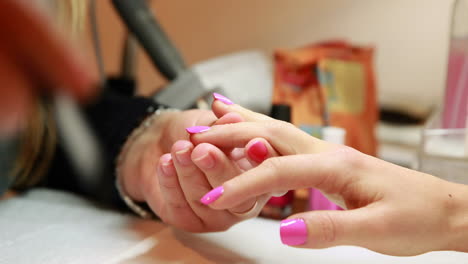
[118,107,272,232]
[189,101,468,256]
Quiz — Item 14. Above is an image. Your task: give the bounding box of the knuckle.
[265,120,294,134]
[158,178,179,191]
[262,157,285,186]
[263,156,284,170]
[314,212,338,245]
[166,199,191,211]
[334,147,366,171]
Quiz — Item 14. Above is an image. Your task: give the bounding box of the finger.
[191,143,258,215]
[171,140,235,229]
[0,48,33,135]
[155,153,203,231]
[244,138,279,166]
[189,121,330,156]
[0,0,98,101]
[229,148,253,171]
[244,138,286,196]
[227,139,274,173]
[200,148,362,210]
[280,207,381,250]
[212,95,272,122]
[212,112,244,125]
[171,140,210,204]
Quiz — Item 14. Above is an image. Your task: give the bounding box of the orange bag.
[273,41,378,155]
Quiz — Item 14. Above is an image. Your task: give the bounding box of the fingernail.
[160,156,173,175]
[200,186,224,205]
[194,153,215,169]
[247,141,268,163]
[280,218,308,246]
[175,147,192,166]
[213,93,234,105]
[186,126,211,134]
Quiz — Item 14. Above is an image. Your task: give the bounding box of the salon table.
[0,189,466,264]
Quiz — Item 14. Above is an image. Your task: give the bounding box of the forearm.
[446,182,468,252]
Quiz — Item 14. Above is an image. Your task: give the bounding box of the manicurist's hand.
[189,99,468,256]
[0,0,97,135]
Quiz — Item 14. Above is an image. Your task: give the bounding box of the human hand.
[117,107,277,232]
[0,0,97,135]
[190,99,335,156]
[199,146,468,255]
[188,100,468,255]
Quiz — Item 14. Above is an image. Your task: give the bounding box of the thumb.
[280,208,379,250]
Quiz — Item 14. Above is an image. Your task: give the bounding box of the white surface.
[322,127,346,145]
[377,122,422,167]
[377,122,422,147]
[193,50,273,115]
[0,189,467,264]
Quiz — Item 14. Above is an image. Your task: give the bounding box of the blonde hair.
[53,0,88,35]
[10,0,89,189]
[11,101,57,189]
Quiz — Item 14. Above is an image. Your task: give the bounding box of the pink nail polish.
[248,141,268,163]
[186,126,211,134]
[280,218,308,246]
[200,186,224,205]
[213,93,234,105]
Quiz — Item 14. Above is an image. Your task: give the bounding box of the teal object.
[299,125,323,139]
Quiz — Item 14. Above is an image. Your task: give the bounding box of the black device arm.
[112,0,186,81]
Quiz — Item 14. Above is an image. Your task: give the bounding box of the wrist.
[116,107,179,203]
[445,182,468,252]
[149,110,184,153]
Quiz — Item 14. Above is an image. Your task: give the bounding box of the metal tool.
[112,0,223,109]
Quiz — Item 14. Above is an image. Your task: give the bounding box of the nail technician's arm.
[0,0,97,135]
[190,104,468,256]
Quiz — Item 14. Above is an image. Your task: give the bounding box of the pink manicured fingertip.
[200,186,224,205]
[280,218,308,246]
[186,126,211,134]
[247,140,268,163]
[213,93,234,105]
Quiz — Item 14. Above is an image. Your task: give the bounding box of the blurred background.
[84,0,453,116]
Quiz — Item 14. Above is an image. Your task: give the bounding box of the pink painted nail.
[247,141,268,163]
[200,186,224,205]
[186,126,211,134]
[280,218,308,246]
[213,93,234,105]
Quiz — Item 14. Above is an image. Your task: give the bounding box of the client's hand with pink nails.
[148,94,280,232]
[154,138,276,232]
[190,102,468,256]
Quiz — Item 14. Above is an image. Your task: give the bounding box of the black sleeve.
[43,89,161,210]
